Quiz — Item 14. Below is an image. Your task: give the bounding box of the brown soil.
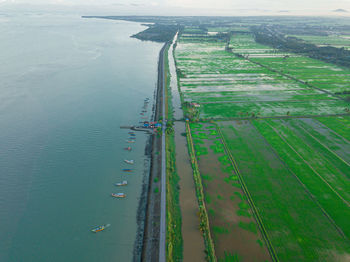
[193,122,271,261]
[175,122,206,261]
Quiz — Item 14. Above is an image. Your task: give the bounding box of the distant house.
[144,121,161,128]
[190,102,201,108]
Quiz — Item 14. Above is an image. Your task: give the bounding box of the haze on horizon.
[1,0,350,16]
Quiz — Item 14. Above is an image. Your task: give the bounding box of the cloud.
[2,0,350,15]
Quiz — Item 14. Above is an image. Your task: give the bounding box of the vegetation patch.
[239,221,258,234]
[213,226,230,235]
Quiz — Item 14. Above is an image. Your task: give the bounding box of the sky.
[1,0,350,15]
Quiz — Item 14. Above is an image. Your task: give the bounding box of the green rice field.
[175,32,350,120]
[218,120,350,261]
[173,26,350,262]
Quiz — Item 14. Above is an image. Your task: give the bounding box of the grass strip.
[186,121,217,262]
[165,45,183,261]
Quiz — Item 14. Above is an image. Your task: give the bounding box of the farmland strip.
[216,124,279,262]
[250,122,347,239]
[293,121,350,168]
[186,121,217,262]
[264,120,350,208]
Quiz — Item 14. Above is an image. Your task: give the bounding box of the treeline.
[276,24,350,37]
[251,26,350,68]
[335,91,350,101]
[132,24,180,42]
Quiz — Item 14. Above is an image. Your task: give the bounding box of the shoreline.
[133,42,168,262]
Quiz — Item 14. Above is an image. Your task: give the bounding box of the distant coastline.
[82,16,179,42]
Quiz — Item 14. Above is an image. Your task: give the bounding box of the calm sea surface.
[0,12,162,261]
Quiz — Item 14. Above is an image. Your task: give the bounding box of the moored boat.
[123,169,132,172]
[126,140,135,143]
[111,193,126,198]
[91,225,106,233]
[124,159,134,164]
[115,180,128,186]
[124,147,132,151]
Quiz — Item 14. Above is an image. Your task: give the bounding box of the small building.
[190,102,201,108]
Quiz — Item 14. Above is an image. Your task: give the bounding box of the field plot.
[189,122,271,261]
[289,35,350,50]
[175,33,349,120]
[200,100,346,118]
[229,34,350,95]
[173,26,350,261]
[229,33,290,57]
[253,118,350,236]
[317,116,350,141]
[219,120,350,261]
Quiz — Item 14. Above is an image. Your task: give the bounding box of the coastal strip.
[159,40,167,262]
[140,42,168,262]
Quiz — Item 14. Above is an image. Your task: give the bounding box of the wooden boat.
[111,193,126,198]
[115,181,128,186]
[91,225,106,233]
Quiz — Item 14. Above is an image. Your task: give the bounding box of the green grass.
[213,226,230,234]
[253,119,350,239]
[317,116,350,141]
[239,221,258,234]
[205,193,212,204]
[218,252,241,262]
[186,122,217,261]
[165,45,183,261]
[200,100,348,119]
[220,121,350,261]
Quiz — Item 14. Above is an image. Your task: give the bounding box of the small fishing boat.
[91,225,106,233]
[115,180,128,186]
[111,193,126,198]
[124,159,134,164]
[130,134,136,136]
[128,132,135,135]
[124,147,132,151]
[126,140,135,143]
[123,169,132,172]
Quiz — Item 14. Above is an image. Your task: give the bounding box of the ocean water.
[0,12,162,262]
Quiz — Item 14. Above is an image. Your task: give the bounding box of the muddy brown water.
[174,122,206,261]
[194,123,271,261]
